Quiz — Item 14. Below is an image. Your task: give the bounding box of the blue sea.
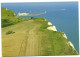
[1,2,79,53]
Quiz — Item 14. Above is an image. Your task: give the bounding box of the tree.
[31,17,34,19]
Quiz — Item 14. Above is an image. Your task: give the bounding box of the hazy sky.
[1,2,78,6]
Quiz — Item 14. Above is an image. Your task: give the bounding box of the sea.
[1,2,79,53]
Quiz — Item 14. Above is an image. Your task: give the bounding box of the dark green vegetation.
[1,7,31,27]
[2,7,78,56]
[6,30,15,35]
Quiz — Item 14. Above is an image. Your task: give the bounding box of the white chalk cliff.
[47,22,57,31]
[47,21,76,51]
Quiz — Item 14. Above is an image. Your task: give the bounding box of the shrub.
[6,30,15,35]
[31,17,34,19]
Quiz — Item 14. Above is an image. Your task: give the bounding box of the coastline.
[2,7,78,56]
[47,21,77,52]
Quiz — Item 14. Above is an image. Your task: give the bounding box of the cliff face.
[2,7,78,56]
[46,21,78,54]
[34,18,78,55]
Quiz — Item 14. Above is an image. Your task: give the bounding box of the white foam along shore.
[18,12,29,16]
[17,11,46,16]
[47,21,75,50]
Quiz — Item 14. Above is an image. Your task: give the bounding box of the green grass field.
[2,7,78,56]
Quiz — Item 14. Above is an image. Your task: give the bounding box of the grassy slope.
[2,8,78,56]
[33,18,78,55]
[1,7,25,27]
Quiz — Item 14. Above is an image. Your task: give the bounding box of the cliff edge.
[2,7,78,56]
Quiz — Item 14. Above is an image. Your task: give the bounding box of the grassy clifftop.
[31,18,78,55]
[1,7,25,27]
[2,7,78,56]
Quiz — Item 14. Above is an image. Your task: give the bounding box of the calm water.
[1,2,79,53]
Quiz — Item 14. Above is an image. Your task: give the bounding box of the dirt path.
[25,25,40,56]
[2,20,41,56]
[18,25,40,56]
